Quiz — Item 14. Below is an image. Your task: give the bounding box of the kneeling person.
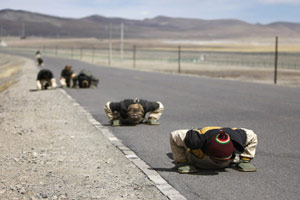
[170,127,258,173]
[73,69,99,88]
[104,98,164,126]
[36,69,57,90]
[60,65,76,88]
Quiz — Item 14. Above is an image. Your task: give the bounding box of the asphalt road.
[4,52,300,200]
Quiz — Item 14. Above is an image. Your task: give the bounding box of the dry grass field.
[2,37,300,87]
[0,54,24,92]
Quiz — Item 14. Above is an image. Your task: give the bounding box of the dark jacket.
[73,69,99,88]
[37,69,54,81]
[109,99,159,119]
[61,69,74,80]
[184,127,247,156]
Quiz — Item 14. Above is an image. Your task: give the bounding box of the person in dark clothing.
[36,69,57,90]
[170,126,257,173]
[35,51,44,67]
[104,98,164,126]
[60,65,76,88]
[72,69,99,88]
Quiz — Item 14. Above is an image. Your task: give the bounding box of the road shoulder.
[0,57,168,199]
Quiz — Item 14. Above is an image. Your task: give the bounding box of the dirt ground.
[182,67,300,87]
[0,54,24,92]
[0,56,168,200]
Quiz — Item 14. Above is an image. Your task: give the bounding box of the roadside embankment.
[0,54,25,92]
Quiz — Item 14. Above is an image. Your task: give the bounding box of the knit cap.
[208,130,234,161]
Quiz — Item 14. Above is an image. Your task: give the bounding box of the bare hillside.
[1,9,300,39]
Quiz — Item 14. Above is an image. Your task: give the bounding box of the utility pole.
[274,36,278,84]
[109,23,112,65]
[133,45,136,68]
[178,46,181,73]
[120,23,124,62]
[21,23,26,38]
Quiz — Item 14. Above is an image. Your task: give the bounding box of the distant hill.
[1,9,300,39]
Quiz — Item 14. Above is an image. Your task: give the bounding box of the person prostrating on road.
[36,69,57,90]
[104,98,164,126]
[170,126,258,173]
[72,69,99,88]
[60,64,76,88]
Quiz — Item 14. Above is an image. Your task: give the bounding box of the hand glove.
[146,119,160,125]
[112,120,120,127]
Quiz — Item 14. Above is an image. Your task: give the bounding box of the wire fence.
[5,45,300,70]
[3,45,300,86]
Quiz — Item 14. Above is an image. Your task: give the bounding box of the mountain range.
[0,9,300,39]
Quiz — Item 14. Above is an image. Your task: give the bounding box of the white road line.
[59,88,187,200]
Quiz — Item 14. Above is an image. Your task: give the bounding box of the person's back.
[78,70,91,88]
[36,69,57,90]
[73,69,99,88]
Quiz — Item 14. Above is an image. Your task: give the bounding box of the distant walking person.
[36,69,57,90]
[104,98,164,126]
[60,65,76,88]
[72,69,99,88]
[35,51,44,67]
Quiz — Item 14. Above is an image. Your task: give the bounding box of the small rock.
[40,193,48,198]
[19,187,26,194]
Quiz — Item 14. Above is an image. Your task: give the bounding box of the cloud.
[140,10,150,17]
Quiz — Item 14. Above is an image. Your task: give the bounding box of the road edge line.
[58,89,187,200]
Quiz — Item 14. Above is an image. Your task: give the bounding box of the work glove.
[112,120,120,127]
[175,162,198,174]
[236,158,257,172]
[146,119,160,125]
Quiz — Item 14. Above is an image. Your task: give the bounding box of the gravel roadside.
[0,57,169,199]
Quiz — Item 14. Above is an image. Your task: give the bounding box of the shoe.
[112,120,120,126]
[235,162,257,172]
[147,119,160,125]
[176,163,198,174]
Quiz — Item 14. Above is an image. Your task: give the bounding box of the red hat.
[208,130,234,161]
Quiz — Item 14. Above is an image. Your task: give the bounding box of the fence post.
[80,48,83,60]
[178,45,181,73]
[92,47,95,63]
[274,36,278,84]
[133,45,136,68]
[108,43,112,66]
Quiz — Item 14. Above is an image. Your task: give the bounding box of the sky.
[1,0,300,24]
